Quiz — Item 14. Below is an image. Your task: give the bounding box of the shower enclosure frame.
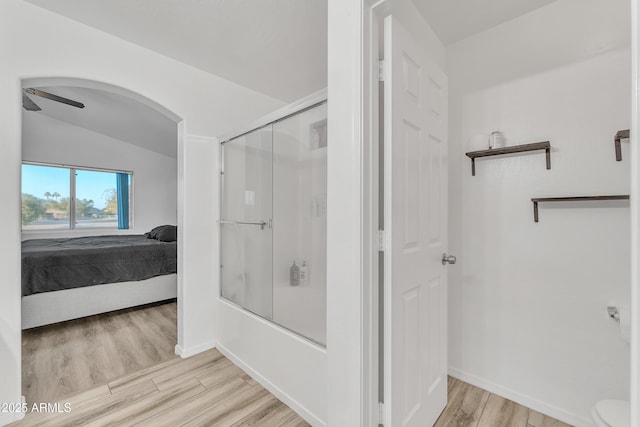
[217,89,328,346]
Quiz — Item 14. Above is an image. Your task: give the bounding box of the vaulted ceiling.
[25,0,328,103]
[412,0,559,45]
[23,86,178,158]
[22,0,560,156]
[25,0,559,103]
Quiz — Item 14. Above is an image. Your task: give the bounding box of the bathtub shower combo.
[219,97,327,346]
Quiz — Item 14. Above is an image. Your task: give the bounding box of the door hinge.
[378,401,384,427]
[377,229,385,252]
[378,60,384,81]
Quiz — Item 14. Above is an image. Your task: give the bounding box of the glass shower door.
[219,100,327,346]
[220,127,273,319]
[272,102,327,346]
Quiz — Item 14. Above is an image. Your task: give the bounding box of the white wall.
[22,113,177,238]
[0,1,283,424]
[326,0,365,425]
[447,0,631,425]
[631,2,640,425]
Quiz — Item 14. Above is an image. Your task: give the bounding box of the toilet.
[591,399,630,427]
[591,306,631,427]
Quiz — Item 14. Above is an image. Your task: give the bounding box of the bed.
[21,232,177,329]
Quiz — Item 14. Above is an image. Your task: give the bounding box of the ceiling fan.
[22,88,85,111]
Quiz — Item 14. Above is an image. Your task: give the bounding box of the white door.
[383,15,449,427]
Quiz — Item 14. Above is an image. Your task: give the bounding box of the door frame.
[330,0,445,425]
[14,77,190,423]
[326,0,391,425]
[361,1,396,425]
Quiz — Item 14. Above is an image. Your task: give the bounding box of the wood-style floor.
[435,377,571,427]
[16,301,308,426]
[22,300,179,405]
[17,300,571,427]
[12,348,308,426]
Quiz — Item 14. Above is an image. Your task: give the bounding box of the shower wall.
[220,101,327,346]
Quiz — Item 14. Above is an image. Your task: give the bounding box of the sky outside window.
[22,165,117,210]
[76,169,118,210]
[22,164,69,201]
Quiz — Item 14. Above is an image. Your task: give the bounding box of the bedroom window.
[21,163,132,231]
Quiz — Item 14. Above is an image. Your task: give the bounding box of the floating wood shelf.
[465,141,551,176]
[531,195,630,222]
[615,129,630,161]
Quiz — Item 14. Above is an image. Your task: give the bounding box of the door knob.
[442,253,457,265]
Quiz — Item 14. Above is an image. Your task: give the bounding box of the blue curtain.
[116,173,129,229]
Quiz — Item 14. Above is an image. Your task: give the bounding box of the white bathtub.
[272,284,326,346]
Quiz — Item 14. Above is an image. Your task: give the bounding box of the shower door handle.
[218,220,268,230]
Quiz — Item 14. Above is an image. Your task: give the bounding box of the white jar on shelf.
[489,130,505,149]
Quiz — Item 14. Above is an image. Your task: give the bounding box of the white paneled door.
[383,15,449,427]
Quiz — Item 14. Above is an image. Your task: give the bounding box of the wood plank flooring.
[435,377,572,427]
[14,364,573,427]
[11,348,309,426]
[22,300,179,405]
[17,300,308,426]
[19,300,571,427]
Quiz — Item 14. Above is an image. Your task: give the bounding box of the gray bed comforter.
[22,235,177,296]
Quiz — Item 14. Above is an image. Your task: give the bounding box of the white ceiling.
[25,0,328,103]
[24,86,178,158]
[412,0,559,45]
[24,1,559,102]
[22,1,560,147]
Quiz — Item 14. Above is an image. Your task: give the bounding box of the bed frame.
[21,274,177,329]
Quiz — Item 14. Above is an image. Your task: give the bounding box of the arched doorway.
[20,77,185,405]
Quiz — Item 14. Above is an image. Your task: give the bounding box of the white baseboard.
[175,340,216,358]
[448,367,594,427]
[216,342,326,427]
[17,396,26,421]
[0,396,26,427]
[0,412,14,427]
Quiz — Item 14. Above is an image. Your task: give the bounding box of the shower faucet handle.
[442,253,457,265]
